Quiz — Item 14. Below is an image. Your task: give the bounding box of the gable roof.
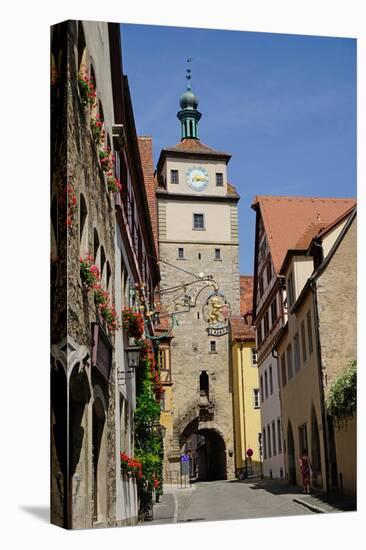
[231,275,255,341]
[240,275,253,316]
[252,196,356,274]
[295,221,327,249]
[138,136,159,251]
[156,138,231,174]
[162,138,230,157]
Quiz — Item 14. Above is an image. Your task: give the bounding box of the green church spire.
[177,58,202,140]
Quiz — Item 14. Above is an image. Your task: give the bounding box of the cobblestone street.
[149,478,356,526]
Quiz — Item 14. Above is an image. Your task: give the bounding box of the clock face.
[186,166,209,191]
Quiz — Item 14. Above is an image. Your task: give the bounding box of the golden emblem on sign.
[203,292,230,336]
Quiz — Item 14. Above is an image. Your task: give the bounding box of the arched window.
[98,99,104,123]
[51,194,58,259]
[200,371,209,396]
[77,22,87,74]
[100,246,106,285]
[93,228,100,269]
[98,99,105,147]
[79,194,88,255]
[106,262,112,293]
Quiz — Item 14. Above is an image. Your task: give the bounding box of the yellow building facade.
[231,340,262,477]
[231,276,262,478]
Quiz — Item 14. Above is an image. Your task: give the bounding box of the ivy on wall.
[134,341,164,518]
[326,360,356,426]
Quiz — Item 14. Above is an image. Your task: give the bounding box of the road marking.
[172,492,178,523]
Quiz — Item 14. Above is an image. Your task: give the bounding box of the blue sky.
[120,24,356,274]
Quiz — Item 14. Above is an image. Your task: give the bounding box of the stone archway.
[287,421,296,484]
[197,429,227,481]
[92,393,108,524]
[180,420,227,482]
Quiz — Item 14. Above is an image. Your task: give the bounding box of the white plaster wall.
[259,353,285,478]
[165,200,232,242]
[322,218,348,259]
[165,157,228,196]
[293,256,314,300]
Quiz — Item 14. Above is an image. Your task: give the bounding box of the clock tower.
[156,76,240,482]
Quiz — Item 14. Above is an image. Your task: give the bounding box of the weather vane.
[186,57,193,90]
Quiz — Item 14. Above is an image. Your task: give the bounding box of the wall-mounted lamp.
[119,345,142,380]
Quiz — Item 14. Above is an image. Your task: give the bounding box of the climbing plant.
[326,360,356,427]
[134,340,164,518]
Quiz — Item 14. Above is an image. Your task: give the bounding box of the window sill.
[213,258,222,262]
[193,228,206,231]
[208,351,218,354]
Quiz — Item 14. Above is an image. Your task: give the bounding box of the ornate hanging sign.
[203,291,231,337]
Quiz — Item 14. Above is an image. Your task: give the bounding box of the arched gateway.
[180,420,227,481]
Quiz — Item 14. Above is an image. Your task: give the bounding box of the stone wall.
[317,215,357,398]
[158,239,239,480]
[51,20,118,529]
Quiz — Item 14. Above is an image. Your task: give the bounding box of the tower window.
[171,170,179,184]
[198,253,201,260]
[177,247,184,259]
[216,173,223,186]
[200,371,209,395]
[214,248,221,260]
[209,341,217,353]
[253,389,260,409]
[193,213,205,230]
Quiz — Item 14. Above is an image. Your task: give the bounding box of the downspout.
[310,278,330,492]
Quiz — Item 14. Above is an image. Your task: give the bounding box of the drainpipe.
[310,279,330,492]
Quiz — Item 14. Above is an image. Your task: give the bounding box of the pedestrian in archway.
[298,449,312,494]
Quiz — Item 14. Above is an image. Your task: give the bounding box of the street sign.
[180,454,189,462]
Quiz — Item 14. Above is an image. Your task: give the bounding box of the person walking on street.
[299,449,312,494]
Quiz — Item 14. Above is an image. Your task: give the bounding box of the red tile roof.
[295,221,327,249]
[138,136,158,251]
[252,196,356,274]
[240,275,253,316]
[231,316,255,341]
[154,302,172,334]
[162,138,230,157]
[231,275,255,341]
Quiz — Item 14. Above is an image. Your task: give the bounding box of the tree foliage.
[326,360,356,426]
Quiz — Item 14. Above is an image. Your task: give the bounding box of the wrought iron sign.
[202,291,231,337]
